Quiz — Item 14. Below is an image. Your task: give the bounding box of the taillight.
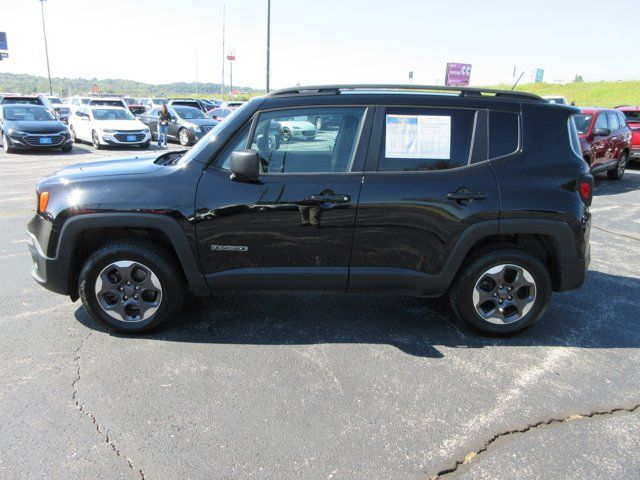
[577,175,593,206]
[38,191,50,213]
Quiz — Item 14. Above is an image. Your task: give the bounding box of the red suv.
[616,106,640,162]
[573,108,631,179]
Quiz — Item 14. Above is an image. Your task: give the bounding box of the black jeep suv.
[27,85,592,336]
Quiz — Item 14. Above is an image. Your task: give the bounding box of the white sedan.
[278,119,317,141]
[68,106,151,149]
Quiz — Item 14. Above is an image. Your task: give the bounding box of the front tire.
[70,125,78,143]
[178,128,191,146]
[92,130,103,150]
[2,134,15,153]
[61,144,73,153]
[607,151,627,180]
[449,248,551,336]
[78,241,185,333]
[139,141,150,149]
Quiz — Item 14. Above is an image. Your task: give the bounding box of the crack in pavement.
[592,225,640,242]
[71,331,146,480]
[429,403,640,479]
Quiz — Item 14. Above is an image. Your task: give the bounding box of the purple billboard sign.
[445,62,472,87]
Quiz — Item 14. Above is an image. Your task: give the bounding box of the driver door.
[195,106,373,291]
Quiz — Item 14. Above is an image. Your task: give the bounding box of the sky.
[1,0,639,90]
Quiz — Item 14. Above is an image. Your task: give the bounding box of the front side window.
[572,114,593,134]
[249,107,366,174]
[594,113,608,130]
[607,112,619,130]
[379,108,475,171]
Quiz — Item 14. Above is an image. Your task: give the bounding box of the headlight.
[7,128,28,135]
[102,129,115,133]
[143,128,150,133]
[193,126,201,133]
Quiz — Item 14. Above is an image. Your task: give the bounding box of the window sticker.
[385,114,451,159]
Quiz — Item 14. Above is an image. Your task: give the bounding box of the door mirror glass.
[230,149,260,182]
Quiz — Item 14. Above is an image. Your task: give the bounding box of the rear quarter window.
[489,111,519,158]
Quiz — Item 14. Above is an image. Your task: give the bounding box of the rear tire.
[607,151,627,180]
[449,247,551,336]
[78,241,185,333]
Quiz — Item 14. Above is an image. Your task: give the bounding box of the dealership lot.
[0,146,639,479]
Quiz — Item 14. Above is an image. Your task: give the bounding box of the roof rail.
[265,84,544,102]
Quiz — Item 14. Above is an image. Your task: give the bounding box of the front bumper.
[27,228,70,296]
[99,131,151,145]
[5,132,72,149]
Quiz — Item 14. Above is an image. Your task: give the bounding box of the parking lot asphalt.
[0,143,639,480]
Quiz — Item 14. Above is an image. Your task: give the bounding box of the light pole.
[195,47,214,96]
[266,0,271,92]
[221,3,226,95]
[38,0,53,95]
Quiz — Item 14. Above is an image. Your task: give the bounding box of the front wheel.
[607,151,628,180]
[61,144,73,153]
[92,130,103,150]
[2,134,15,153]
[179,128,191,146]
[139,141,150,149]
[449,248,551,336]
[78,241,185,333]
[70,125,78,143]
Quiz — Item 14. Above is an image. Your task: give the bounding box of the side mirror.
[230,150,260,182]
[171,118,177,123]
[593,127,610,137]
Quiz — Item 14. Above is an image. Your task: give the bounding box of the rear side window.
[379,108,475,171]
[489,111,519,158]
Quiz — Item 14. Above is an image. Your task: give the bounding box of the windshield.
[572,114,593,134]
[91,108,135,121]
[3,105,56,121]
[123,98,136,105]
[81,98,90,104]
[153,98,168,105]
[172,106,206,119]
[622,111,640,122]
[175,101,251,166]
[91,99,124,107]
[48,97,62,104]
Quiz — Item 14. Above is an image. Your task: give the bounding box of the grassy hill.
[488,81,640,108]
[0,72,260,99]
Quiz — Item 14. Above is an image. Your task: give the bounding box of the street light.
[195,47,214,96]
[38,0,53,95]
[266,0,271,92]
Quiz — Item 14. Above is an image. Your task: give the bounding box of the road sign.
[445,62,472,87]
[535,68,544,83]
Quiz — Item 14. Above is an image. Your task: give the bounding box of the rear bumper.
[556,246,590,292]
[630,146,640,159]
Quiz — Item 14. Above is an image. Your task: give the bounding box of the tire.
[70,125,78,143]
[178,128,191,146]
[139,141,150,149]
[61,144,73,153]
[2,134,15,153]
[449,247,551,336]
[607,151,628,180]
[281,128,291,142]
[315,116,323,130]
[92,130,103,150]
[78,241,185,333]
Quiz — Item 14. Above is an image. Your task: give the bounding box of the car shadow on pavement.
[74,269,640,358]
[593,169,639,196]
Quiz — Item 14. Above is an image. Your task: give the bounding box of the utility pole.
[221,3,225,96]
[38,0,53,95]
[266,0,271,92]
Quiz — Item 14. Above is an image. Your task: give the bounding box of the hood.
[47,154,163,182]
[93,119,148,131]
[186,118,219,127]
[5,119,68,134]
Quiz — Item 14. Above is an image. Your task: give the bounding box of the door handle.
[308,194,351,204]
[446,189,486,204]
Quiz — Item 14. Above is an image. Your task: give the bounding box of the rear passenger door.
[349,105,503,294]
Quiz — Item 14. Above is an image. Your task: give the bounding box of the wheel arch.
[55,213,210,300]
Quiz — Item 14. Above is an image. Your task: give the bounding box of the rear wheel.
[78,241,185,333]
[450,248,551,336]
[607,151,627,180]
